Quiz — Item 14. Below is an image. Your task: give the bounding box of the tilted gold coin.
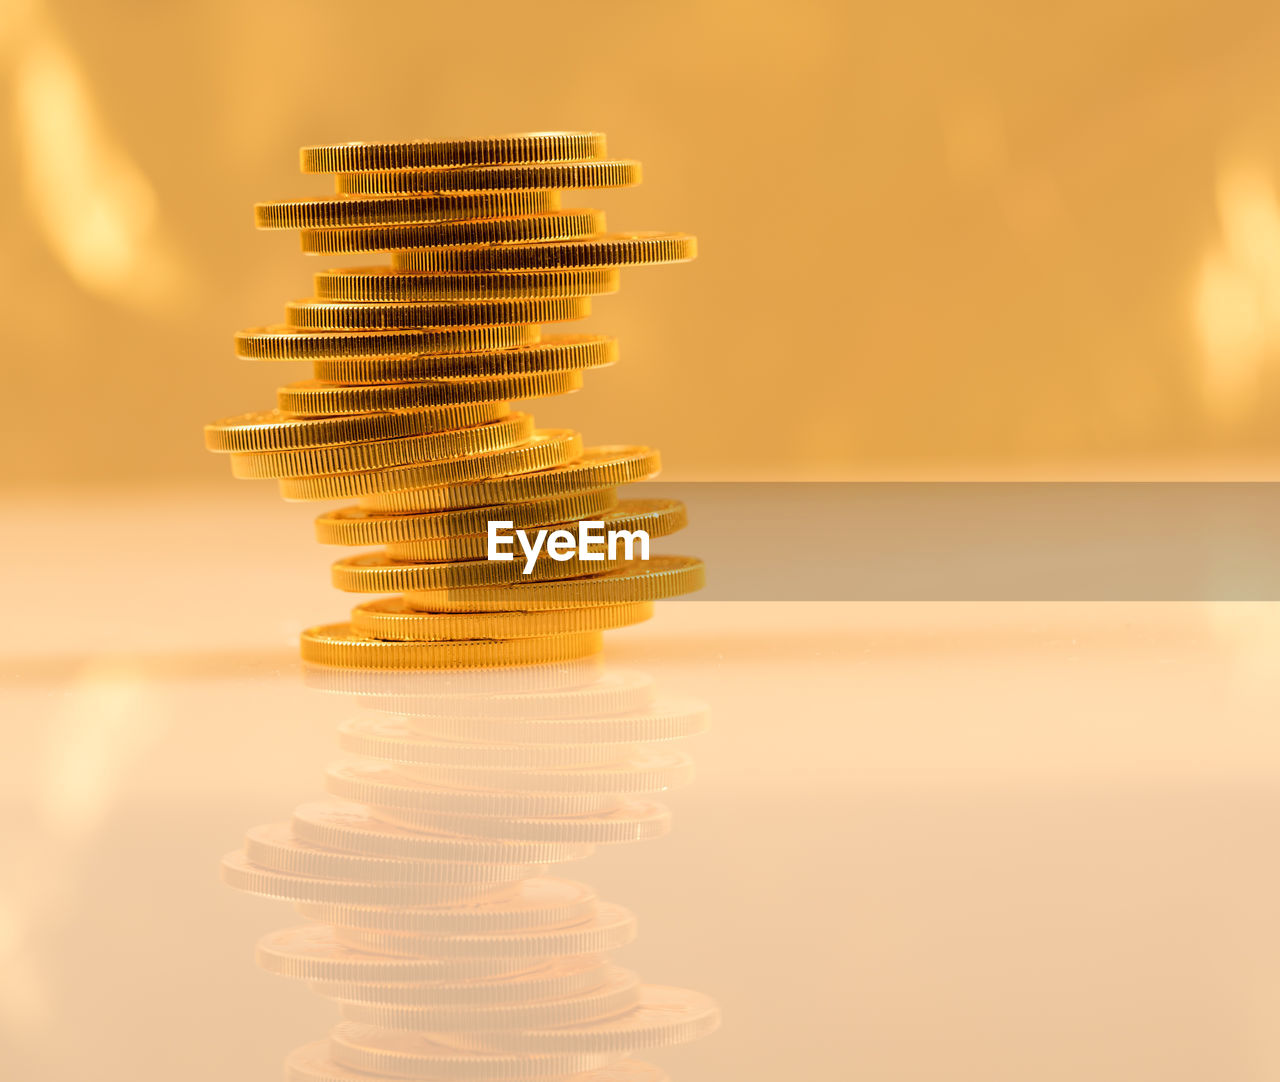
[278,371,581,418]
[230,413,533,481]
[301,132,607,173]
[373,798,672,846]
[359,445,660,513]
[243,822,534,886]
[335,550,629,594]
[312,334,614,384]
[315,266,622,302]
[336,716,636,767]
[256,927,530,984]
[204,401,506,453]
[405,697,709,745]
[350,599,653,641]
[336,159,641,195]
[332,904,637,962]
[219,850,510,906]
[442,985,721,1056]
[300,209,605,255]
[338,968,640,1032]
[312,956,612,1008]
[328,1022,623,1080]
[281,430,583,502]
[300,624,602,669]
[392,232,696,273]
[326,762,621,818]
[395,747,695,796]
[405,554,704,611]
[256,190,561,229]
[289,801,592,865]
[382,496,686,562]
[287,296,590,332]
[235,322,538,361]
[297,878,599,935]
[314,488,619,548]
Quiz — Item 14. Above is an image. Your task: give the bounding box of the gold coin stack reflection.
[203,131,704,666]
[222,657,719,1082]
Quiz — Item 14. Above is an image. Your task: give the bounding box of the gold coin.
[350,600,652,642]
[444,985,721,1056]
[312,334,614,383]
[311,956,612,1008]
[278,370,581,418]
[243,822,533,885]
[287,296,590,332]
[326,762,621,818]
[256,927,531,984]
[333,904,637,961]
[282,431,582,502]
[220,850,509,906]
[372,799,671,846]
[256,190,561,229]
[358,446,660,513]
[338,967,639,1031]
[395,747,694,795]
[297,878,599,935]
[328,1023,623,1080]
[301,209,605,255]
[405,555,704,611]
[315,266,622,302]
[314,489,619,548]
[334,550,626,594]
[392,232,696,273]
[229,413,533,480]
[204,402,506,453]
[336,716,635,767]
[300,624,601,669]
[336,159,641,195]
[405,698,708,746]
[235,322,538,361]
[301,133,607,173]
[383,496,685,562]
[290,801,592,865]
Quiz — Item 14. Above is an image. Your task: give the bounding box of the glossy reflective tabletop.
[3,490,1279,1082]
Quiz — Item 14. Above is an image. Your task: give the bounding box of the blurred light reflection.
[13,15,185,307]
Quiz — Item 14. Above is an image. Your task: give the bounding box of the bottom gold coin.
[300,624,603,669]
[350,599,654,641]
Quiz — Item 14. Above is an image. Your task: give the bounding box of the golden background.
[7,0,1280,485]
[5,6,1280,1081]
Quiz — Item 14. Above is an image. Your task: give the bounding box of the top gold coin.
[301,132,607,173]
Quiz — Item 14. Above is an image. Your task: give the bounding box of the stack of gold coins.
[204,132,704,667]
[223,660,720,1082]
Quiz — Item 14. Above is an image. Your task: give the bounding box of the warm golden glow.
[13,18,185,307]
[1193,159,1280,425]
